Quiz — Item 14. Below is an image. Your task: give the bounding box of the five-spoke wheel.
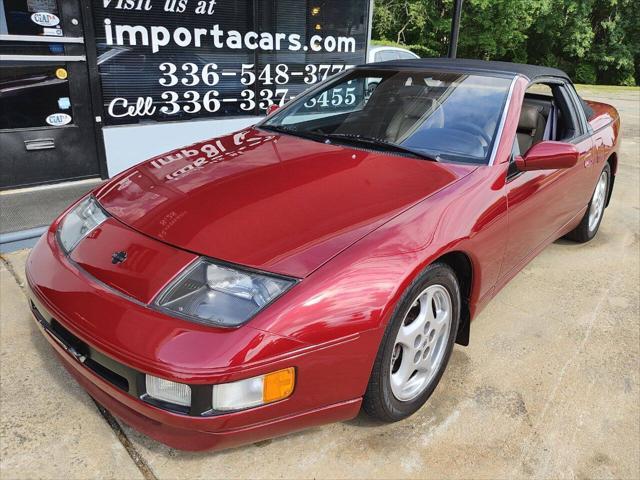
[363,262,460,422]
[565,163,611,243]
[588,169,609,232]
[389,285,452,401]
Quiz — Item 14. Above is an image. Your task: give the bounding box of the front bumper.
[25,230,364,451]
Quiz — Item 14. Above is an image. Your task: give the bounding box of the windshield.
[261,69,513,164]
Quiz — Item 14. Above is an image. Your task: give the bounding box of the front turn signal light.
[263,367,295,403]
[211,368,295,411]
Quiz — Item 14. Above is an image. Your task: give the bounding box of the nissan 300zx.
[26,59,620,451]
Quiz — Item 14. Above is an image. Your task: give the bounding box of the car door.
[499,81,595,280]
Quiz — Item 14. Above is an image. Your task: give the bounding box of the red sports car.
[26,59,620,451]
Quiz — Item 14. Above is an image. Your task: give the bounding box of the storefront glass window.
[1,0,64,36]
[90,0,368,126]
[0,62,73,129]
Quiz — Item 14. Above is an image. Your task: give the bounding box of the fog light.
[212,368,295,411]
[145,375,191,407]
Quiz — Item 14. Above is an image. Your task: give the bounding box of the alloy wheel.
[588,170,608,232]
[389,284,453,401]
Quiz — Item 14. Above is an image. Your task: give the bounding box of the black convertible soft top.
[365,57,571,82]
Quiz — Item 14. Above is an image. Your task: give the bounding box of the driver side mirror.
[266,104,279,115]
[515,141,579,172]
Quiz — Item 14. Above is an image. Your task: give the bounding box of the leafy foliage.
[371,0,639,85]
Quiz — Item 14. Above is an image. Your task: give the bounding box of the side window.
[517,85,553,155]
[560,84,589,136]
[554,85,582,141]
[516,81,581,156]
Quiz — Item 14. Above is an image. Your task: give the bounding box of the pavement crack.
[1,253,158,480]
[513,270,622,477]
[0,254,26,294]
[93,401,159,480]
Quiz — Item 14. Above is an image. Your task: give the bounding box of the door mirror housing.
[515,141,579,171]
[266,104,279,115]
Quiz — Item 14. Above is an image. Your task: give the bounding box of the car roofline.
[353,57,571,83]
[353,63,517,80]
[369,45,415,53]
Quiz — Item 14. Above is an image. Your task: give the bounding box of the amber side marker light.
[211,368,295,411]
[263,367,296,403]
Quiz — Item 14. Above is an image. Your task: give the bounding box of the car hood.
[96,128,476,278]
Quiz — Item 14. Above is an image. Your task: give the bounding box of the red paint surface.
[95,129,474,278]
[515,141,579,171]
[26,86,620,451]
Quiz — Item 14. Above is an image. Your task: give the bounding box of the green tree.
[371,0,639,85]
[459,0,551,62]
[525,0,596,80]
[589,0,638,85]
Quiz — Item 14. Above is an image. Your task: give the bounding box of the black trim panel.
[28,293,217,417]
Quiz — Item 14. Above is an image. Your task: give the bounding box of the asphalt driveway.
[1,86,638,479]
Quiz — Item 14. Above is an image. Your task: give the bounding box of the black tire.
[565,163,611,243]
[363,262,460,422]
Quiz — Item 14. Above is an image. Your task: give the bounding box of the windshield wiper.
[323,133,440,162]
[259,125,326,143]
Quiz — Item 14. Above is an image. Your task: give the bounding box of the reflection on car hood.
[96,128,476,277]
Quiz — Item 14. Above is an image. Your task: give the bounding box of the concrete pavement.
[0,253,144,480]
[1,86,638,479]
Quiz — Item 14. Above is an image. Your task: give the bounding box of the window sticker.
[43,27,63,36]
[57,97,71,110]
[31,12,60,27]
[26,0,58,13]
[46,113,72,126]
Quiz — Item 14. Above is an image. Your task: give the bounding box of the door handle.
[24,138,55,151]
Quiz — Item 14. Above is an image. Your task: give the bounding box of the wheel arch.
[433,251,473,346]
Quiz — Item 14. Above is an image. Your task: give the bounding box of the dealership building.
[1,0,373,190]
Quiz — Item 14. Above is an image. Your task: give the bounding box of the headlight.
[155,259,296,327]
[57,196,108,253]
